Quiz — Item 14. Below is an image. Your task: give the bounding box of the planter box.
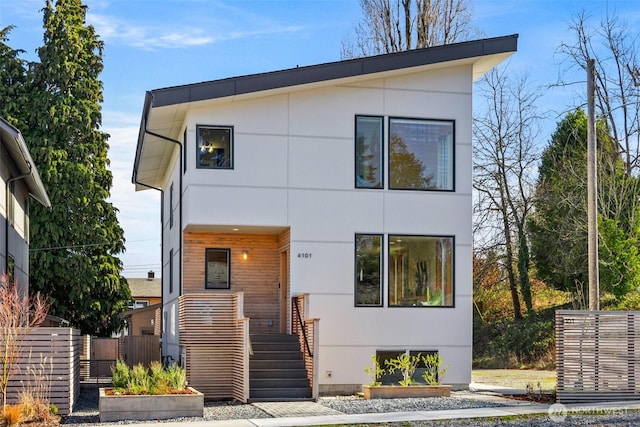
[362,384,451,399]
[99,387,204,422]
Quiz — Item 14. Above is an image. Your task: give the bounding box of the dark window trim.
[388,116,456,192]
[183,128,188,174]
[195,124,234,170]
[205,248,231,290]
[355,115,384,189]
[169,248,174,294]
[387,234,455,308]
[354,233,384,308]
[169,182,174,229]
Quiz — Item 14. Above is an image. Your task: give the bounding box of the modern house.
[132,35,517,401]
[0,117,51,292]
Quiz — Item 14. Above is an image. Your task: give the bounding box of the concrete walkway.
[150,400,640,427]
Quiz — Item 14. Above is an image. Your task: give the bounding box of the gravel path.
[61,388,640,426]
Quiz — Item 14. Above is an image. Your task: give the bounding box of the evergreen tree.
[529,109,640,305]
[23,0,130,335]
[0,26,28,125]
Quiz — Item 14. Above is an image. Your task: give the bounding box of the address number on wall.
[297,253,312,259]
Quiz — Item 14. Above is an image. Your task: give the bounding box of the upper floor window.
[183,128,188,174]
[388,235,454,307]
[355,116,383,189]
[196,125,233,169]
[389,118,454,191]
[169,182,174,228]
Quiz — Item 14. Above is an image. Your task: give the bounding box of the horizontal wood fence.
[4,327,81,415]
[556,310,640,403]
[179,292,249,401]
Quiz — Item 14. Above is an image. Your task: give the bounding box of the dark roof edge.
[0,117,52,208]
[150,34,518,108]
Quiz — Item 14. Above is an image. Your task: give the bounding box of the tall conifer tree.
[24,0,130,335]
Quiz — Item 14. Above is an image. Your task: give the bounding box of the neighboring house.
[127,270,162,308]
[121,271,162,336]
[132,35,517,400]
[0,117,51,293]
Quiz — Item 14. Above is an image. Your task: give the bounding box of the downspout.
[6,168,32,276]
[132,91,184,355]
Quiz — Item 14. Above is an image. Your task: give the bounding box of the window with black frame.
[355,116,383,189]
[196,125,233,169]
[205,248,230,289]
[388,235,454,307]
[389,118,454,191]
[355,234,383,306]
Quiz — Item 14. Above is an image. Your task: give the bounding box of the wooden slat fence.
[179,292,249,401]
[556,310,640,403]
[4,327,81,416]
[292,294,319,399]
[121,335,161,368]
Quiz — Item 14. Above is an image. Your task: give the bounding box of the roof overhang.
[133,34,518,191]
[0,117,51,208]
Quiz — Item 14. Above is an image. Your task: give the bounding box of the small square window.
[196,125,233,169]
[205,248,230,289]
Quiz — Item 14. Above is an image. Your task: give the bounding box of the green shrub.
[421,353,448,385]
[111,359,130,389]
[110,360,187,395]
[384,352,421,386]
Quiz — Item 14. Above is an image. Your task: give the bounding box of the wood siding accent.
[5,327,81,415]
[183,232,281,334]
[556,310,640,403]
[179,293,249,401]
[292,294,319,399]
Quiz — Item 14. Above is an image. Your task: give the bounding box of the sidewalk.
[152,400,640,427]
[131,384,640,427]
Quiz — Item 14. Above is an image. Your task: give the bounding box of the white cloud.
[86,10,302,50]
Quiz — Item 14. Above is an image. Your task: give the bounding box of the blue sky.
[1,0,638,277]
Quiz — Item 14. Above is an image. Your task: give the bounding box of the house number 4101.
[298,253,312,259]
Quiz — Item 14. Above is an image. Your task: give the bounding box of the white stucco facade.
[133,35,517,394]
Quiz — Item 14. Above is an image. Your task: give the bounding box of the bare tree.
[558,10,640,174]
[0,275,49,411]
[473,67,542,318]
[342,0,476,58]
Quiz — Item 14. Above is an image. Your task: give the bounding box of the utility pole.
[587,58,599,311]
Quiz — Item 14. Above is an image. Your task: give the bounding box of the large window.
[355,234,383,306]
[388,235,454,307]
[196,125,233,169]
[389,118,454,191]
[355,116,383,188]
[205,248,230,289]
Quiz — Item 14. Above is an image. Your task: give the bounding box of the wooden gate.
[90,337,119,377]
[121,335,161,368]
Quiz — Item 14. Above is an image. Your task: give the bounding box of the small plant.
[385,352,422,386]
[421,353,448,385]
[110,360,187,395]
[364,355,385,386]
[111,359,130,389]
[2,404,25,426]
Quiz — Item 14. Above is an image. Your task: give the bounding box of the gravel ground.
[61,387,640,426]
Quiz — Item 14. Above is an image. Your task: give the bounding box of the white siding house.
[0,117,51,293]
[133,35,517,400]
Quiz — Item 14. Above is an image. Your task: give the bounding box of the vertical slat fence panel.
[556,310,640,403]
[121,335,161,368]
